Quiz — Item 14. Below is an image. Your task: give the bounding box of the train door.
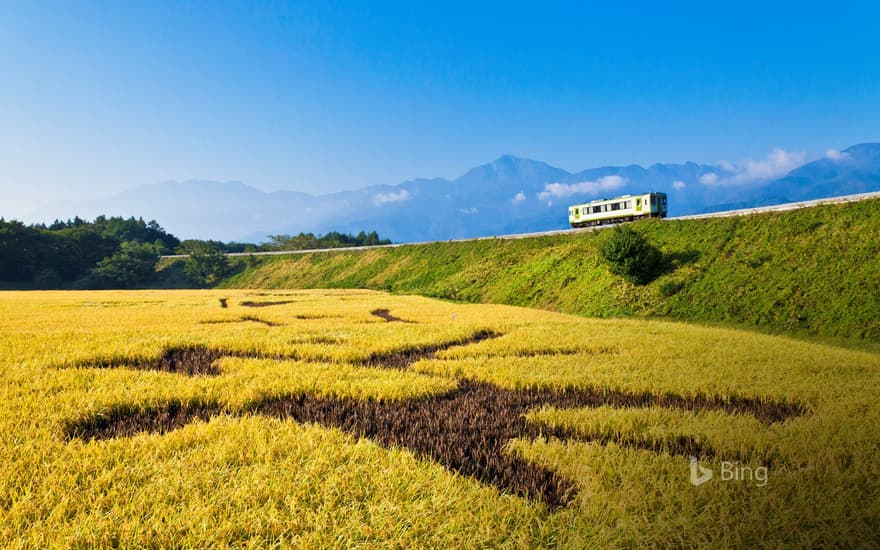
[635,197,643,212]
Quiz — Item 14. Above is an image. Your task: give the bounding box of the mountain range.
[29,143,880,242]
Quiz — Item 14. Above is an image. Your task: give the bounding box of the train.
[568,192,667,228]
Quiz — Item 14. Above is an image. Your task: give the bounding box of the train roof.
[568,192,666,206]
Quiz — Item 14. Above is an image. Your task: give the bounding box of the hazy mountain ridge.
[29,143,880,242]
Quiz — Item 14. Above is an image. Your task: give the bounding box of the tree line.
[176,230,390,255]
[0,217,391,289]
[0,216,179,288]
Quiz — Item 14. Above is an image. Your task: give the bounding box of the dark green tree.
[87,241,160,289]
[266,230,390,251]
[182,246,231,287]
[0,216,180,286]
[599,225,663,285]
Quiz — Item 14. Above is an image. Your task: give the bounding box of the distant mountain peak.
[842,142,880,157]
[472,154,560,172]
[26,142,880,242]
[495,153,529,161]
[488,154,549,168]
[464,155,567,181]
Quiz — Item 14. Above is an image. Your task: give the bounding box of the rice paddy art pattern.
[239,299,296,308]
[63,309,805,509]
[199,315,279,327]
[9,290,879,547]
[370,308,414,323]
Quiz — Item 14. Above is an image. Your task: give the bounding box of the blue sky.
[1,1,878,217]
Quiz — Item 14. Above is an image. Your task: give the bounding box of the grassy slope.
[219,199,880,341]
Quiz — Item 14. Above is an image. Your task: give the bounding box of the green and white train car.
[568,192,668,228]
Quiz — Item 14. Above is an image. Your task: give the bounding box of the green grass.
[214,199,880,342]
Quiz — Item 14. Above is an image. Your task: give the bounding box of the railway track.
[161,190,880,259]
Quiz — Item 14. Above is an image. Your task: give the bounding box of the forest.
[0,217,390,289]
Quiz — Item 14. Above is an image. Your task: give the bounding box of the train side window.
[593,206,601,213]
[611,202,620,211]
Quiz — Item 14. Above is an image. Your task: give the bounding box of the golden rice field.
[1,289,878,547]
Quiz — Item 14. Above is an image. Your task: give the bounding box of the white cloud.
[373,189,411,205]
[537,175,626,200]
[732,148,805,182]
[825,148,849,161]
[459,207,478,214]
[672,180,686,190]
[512,191,526,203]
[701,148,807,186]
[699,173,719,185]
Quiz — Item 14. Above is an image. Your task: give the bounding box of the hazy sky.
[2,1,878,218]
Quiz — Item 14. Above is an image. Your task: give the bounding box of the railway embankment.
[206,198,880,344]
